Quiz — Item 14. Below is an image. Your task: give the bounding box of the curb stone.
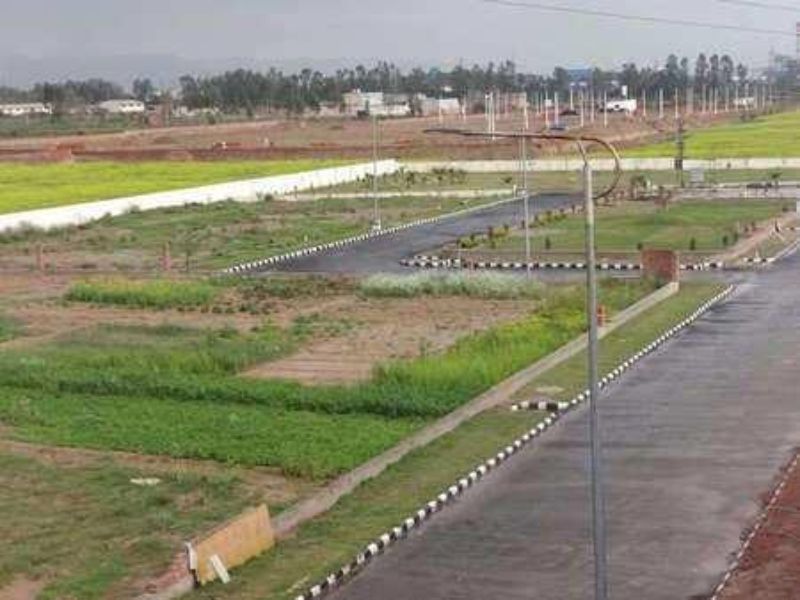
[709,449,800,600]
[401,255,725,272]
[292,284,735,600]
[221,195,533,276]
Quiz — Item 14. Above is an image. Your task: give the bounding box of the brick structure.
[642,249,679,282]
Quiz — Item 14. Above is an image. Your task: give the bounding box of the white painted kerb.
[0,160,401,233]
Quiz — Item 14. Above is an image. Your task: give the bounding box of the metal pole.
[521,136,532,276]
[372,114,381,230]
[583,161,608,600]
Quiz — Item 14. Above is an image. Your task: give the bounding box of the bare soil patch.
[718,451,800,600]
[0,577,46,600]
[245,296,532,384]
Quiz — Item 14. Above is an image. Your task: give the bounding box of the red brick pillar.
[642,249,679,282]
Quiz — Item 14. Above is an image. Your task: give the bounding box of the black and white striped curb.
[401,255,724,272]
[510,284,736,413]
[292,285,735,600]
[742,256,776,265]
[709,449,800,600]
[292,412,564,600]
[222,195,532,275]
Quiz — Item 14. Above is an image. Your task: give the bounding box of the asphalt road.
[330,253,800,600]
[265,194,576,274]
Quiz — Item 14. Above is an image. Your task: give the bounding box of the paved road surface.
[331,253,800,600]
[265,194,575,274]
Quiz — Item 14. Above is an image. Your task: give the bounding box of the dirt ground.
[245,296,533,384]
[718,451,800,600]
[0,111,734,162]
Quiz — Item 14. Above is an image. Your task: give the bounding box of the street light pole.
[372,114,381,231]
[583,159,608,600]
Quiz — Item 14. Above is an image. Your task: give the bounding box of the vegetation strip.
[709,450,800,600]
[222,194,525,275]
[292,285,736,600]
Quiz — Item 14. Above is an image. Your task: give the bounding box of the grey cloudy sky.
[0,0,795,84]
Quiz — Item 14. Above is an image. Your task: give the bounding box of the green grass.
[66,278,220,309]
[485,200,788,254]
[0,389,422,479]
[626,110,800,158]
[359,271,545,299]
[0,160,347,214]
[515,282,724,403]
[0,450,260,598]
[0,314,19,343]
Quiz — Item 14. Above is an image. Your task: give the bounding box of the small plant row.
[221,195,524,275]
[293,284,736,600]
[401,255,725,272]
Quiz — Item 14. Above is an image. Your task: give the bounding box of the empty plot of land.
[245,297,532,384]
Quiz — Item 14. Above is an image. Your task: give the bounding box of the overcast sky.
[0,0,795,85]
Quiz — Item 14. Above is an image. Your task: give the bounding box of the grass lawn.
[0,193,507,271]
[0,450,261,599]
[626,110,800,159]
[477,200,789,255]
[514,281,724,403]
[0,160,347,214]
[191,280,723,600]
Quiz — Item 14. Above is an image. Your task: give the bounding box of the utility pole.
[372,114,381,230]
[674,88,679,120]
[520,136,532,276]
[603,90,608,128]
[659,88,664,120]
[675,118,685,189]
[554,92,560,127]
[583,161,608,600]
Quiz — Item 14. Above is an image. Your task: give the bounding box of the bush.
[689,238,697,251]
[66,278,219,309]
[359,272,545,300]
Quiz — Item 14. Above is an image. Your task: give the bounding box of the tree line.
[1,52,796,115]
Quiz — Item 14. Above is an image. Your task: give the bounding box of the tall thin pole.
[584,162,608,600]
[372,114,380,230]
[521,137,532,276]
[603,90,608,128]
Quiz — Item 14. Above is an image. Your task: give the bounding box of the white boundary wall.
[0,160,400,233]
[407,158,800,172]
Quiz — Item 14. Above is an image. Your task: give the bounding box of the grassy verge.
[0,450,261,599]
[513,281,724,403]
[193,280,724,599]
[467,200,789,255]
[0,313,19,343]
[0,160,348,214]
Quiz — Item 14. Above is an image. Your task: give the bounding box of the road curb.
[709,449,800,600]
[401,255,725,272]
[292,284,735,600]
[222,195,530,275]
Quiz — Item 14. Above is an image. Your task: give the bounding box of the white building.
[97,99,146,115]
[419,96,462,117]
[0,103,52,117]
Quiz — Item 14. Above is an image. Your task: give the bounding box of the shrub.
[689,238,697,251]
[66,278,218,309]
[359,272,545,300]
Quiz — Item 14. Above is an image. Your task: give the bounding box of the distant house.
[0,102,52,117]
[342,90,410,117]
[97,99,146,115]
[418,96,462,117]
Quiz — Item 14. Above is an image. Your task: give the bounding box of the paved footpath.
[331,253,800,600]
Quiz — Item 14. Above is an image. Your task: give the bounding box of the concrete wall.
[406,158,800,173]
[0,160,401,233]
